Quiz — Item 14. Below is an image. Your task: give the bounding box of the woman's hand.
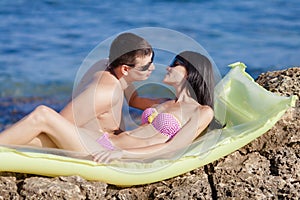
[92,150,123,163]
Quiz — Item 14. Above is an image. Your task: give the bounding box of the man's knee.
[30,105,55,125]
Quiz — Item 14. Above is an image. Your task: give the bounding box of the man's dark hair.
[108,33,153,69]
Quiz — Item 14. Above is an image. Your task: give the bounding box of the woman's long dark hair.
[176,51,214,108]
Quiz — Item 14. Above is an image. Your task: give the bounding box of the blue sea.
[0,0,300,100]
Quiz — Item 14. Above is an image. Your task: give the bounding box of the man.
[60,33,158,136]
[0,33,161,149]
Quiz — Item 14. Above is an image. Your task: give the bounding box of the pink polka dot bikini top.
[141,108,182,140]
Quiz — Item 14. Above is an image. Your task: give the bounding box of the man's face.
[128,53,155,81]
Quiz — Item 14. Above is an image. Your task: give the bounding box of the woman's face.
[163,57,188,86]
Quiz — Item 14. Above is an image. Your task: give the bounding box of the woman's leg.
[0,105,98,153]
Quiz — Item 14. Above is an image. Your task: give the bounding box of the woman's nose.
[149,63,155,71]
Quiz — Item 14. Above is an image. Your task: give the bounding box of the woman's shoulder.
[198,104,213,110]
[198,104,213,112]
[197,105,214,120]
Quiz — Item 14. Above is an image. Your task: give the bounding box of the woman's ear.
[185,72,189,79]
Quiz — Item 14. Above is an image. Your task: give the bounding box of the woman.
[93,51,215,162]
[0,51,215,162]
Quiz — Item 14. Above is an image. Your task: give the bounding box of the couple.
[0,33,215,163]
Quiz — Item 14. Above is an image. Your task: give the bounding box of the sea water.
[0,0,299,100]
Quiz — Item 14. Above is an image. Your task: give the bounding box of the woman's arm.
[163,106,214,148]
[94,106,214,162]
[124,106,214,158]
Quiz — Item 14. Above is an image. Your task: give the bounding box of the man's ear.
[121,65,130,76]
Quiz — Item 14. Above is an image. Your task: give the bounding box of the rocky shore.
[0,67,299,200]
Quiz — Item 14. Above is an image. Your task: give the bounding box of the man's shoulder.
[94,70,118,84]
[81,58,109,80]
[89,58,109,72]
[93,71,120,94]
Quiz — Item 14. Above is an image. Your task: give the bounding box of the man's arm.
[60,73,114,127]
[124,84,169,110]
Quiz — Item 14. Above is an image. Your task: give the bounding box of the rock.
[209,67,300,199]
[0,176,19,200]
[57,176,107,199]
[105,168,211,200]
[212,151,280,199]
[20,177,84,199]
[18,176,107,200]
[256,67,300,107]
[0,67,299,199]
[150,168,212,200]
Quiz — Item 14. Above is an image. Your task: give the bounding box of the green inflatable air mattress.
[0,62,297,186]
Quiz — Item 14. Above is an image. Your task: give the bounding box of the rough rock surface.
[0,67,299,199]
